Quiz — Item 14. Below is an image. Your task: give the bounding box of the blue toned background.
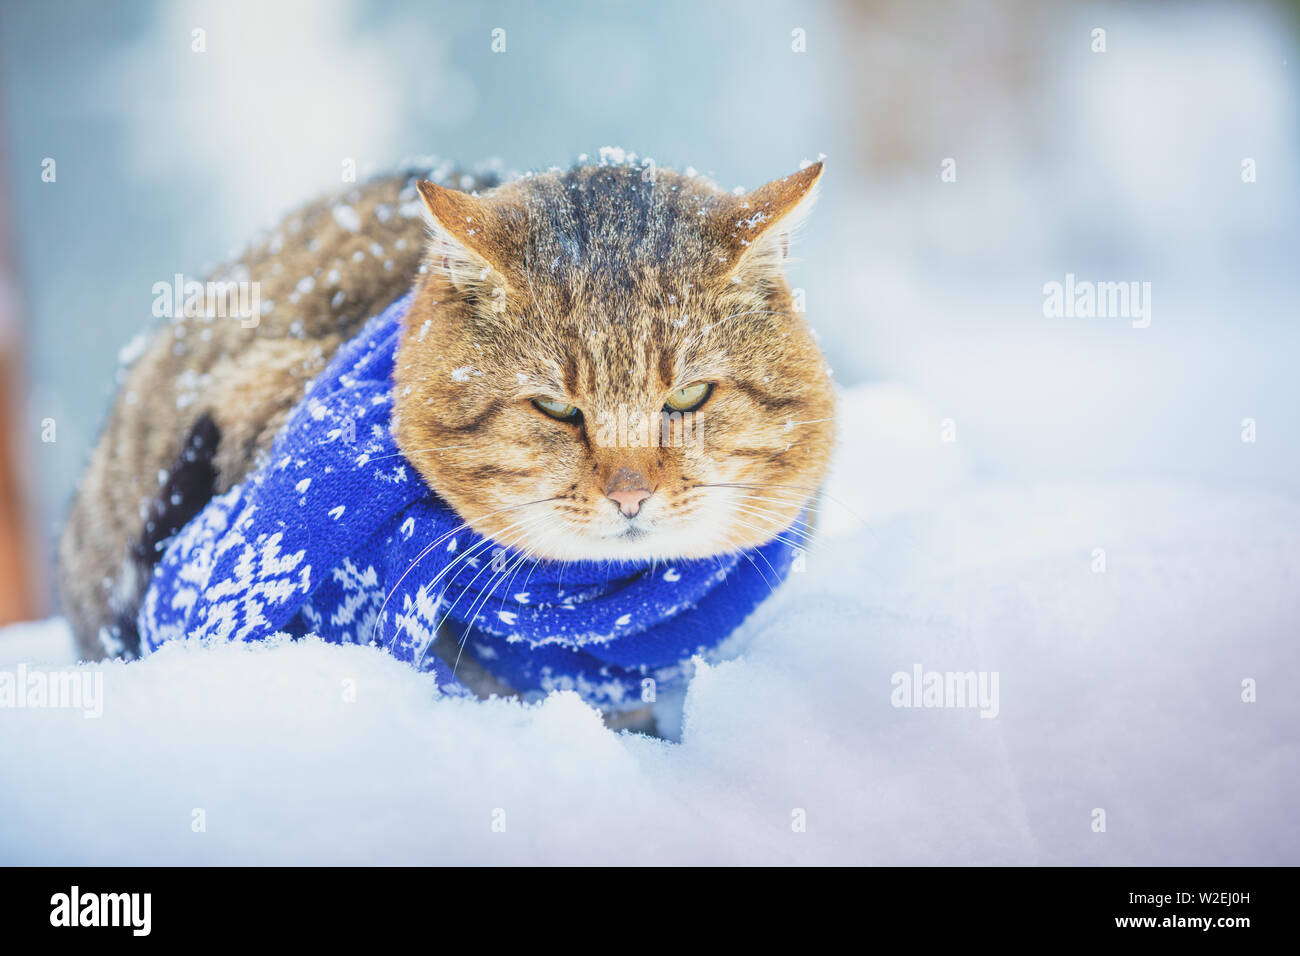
[0,0,1298,868]
[1,0,1297,610]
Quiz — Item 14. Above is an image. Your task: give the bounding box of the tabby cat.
[59,155,835,686]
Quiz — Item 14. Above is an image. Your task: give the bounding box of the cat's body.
[59,163,488,659]
[60,156,835,709]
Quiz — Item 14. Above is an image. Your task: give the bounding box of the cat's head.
[392,159,834,562]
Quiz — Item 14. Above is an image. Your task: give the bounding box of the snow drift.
[0,384,1296,865]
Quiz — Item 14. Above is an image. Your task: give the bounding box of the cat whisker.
[450,513,573,679]
[725,497,822,531]
[687,483,822,542]
[494,527,550,620]
[365,444,472,462]
[726,493,827,523]
[732,544,782,600]
[370,496,562,650]
[725,511,815,553]
[451,529,552,677]
[422,511,555,636]
[693,480,871,532]
[726,521,809,563]
[782,417,834,428]
[405,512,556,667]
[515,518,566,610]
[418,511,556,647]
[728,510,816,547]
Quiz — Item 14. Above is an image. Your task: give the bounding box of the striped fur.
[59,158,834,662]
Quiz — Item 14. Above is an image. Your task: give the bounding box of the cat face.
[392,162,834,563]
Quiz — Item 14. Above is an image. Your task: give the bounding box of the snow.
[1,383,1295,865]
[331,205,361,233]
[116,331,148,368]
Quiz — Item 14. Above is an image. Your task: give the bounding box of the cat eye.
[664,382,712,413]
[533,398,580,421]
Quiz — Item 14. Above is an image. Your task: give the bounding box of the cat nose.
[604,468,652,517]
[607,488,651,517]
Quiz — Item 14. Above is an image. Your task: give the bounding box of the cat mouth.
[598,521,651,542]
[530,505,745,562]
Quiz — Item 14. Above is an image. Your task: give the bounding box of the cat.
[59,155,835,705]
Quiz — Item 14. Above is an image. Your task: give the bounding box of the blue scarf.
[138,294,798,711]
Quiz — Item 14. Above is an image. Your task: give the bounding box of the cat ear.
[416,180,522,296]
[708,161,823,282]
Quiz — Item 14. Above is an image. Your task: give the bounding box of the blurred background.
[0,0,1297,622]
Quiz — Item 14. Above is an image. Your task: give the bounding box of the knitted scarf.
[137,293,798,711]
